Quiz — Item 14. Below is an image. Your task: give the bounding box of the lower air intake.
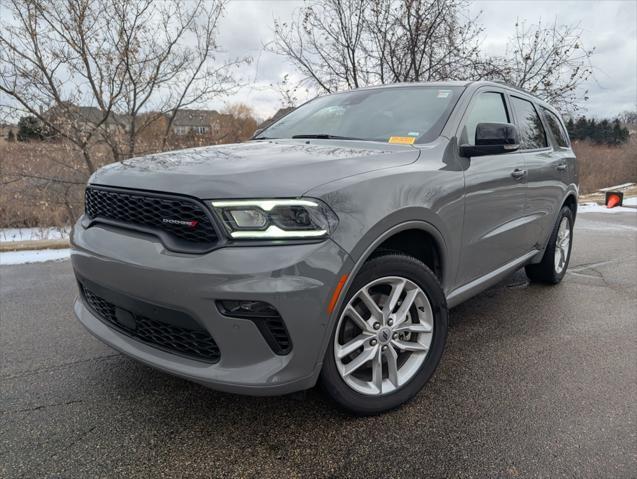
[81,284,220,364]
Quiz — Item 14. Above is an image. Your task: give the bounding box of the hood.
[90,140,419,199]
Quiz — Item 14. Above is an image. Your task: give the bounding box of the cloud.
[211,0,636,119]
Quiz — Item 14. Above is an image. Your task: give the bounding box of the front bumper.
[71,220,353,395]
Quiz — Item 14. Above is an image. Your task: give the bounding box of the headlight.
[210,199,338,240]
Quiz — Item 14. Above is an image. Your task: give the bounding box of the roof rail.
[488,80,534,96]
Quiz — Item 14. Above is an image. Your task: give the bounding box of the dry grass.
[573,136,637,194]
[1,135,636,228]
[0,141,114,228]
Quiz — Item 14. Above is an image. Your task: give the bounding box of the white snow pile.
[0,227,70,243]
[0,227,72,265]
[578,202,637,214]
[0,248,71,266]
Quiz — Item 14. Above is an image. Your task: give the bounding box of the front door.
[456,90,530,286]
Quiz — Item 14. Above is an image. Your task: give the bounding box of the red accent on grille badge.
[162,218,199,228]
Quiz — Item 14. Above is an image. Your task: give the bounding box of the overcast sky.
[212,0,637,120]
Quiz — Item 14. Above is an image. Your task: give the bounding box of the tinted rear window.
[510,97,548,150]
[541,107,570,147]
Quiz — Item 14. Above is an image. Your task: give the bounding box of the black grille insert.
[216,300,292,355]
[81,283,220,363]
[85,186,218,252]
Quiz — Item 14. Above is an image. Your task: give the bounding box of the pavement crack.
[570,257,636,273]
[0,353,121,381]
[1,399,84,415]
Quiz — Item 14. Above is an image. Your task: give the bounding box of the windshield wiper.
[253,136,278,140]
[291,134,365,141]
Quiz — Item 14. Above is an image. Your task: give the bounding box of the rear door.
[527,105,574,243]
[456,89,530,286]
[508,96,560,248]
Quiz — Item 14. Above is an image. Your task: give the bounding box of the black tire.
[320,253,448,415]
[525,206,574,284]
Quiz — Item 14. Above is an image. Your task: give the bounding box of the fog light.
[217,300,279,319]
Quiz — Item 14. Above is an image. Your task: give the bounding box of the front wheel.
[320,254,448,415]
[525,206,574,284]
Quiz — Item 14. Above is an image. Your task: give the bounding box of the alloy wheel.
[554,216,571,274]
[333,276,434,396]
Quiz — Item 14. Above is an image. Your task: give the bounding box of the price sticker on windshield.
[388,136,416,145]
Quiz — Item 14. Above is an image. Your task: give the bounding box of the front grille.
[85,186,218,251]
[81,285,220,363]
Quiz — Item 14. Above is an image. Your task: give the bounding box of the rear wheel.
[320,254,448,415]
[525,206,574,284]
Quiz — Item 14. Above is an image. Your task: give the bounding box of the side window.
[541,107,570,147]
[510,97,548,149]
[463,92,509,145]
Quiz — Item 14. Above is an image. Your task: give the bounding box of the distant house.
[170,109,224,136]
[44,103,129,133]
[40,104,235,139]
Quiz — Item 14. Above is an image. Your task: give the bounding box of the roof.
[44,103,128,126]
[76,106,125,125]
[171,109,220,127]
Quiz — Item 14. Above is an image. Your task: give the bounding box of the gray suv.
[71,81,577,414]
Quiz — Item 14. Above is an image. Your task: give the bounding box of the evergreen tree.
[566,118,575,138]
[611,119,629,145]
[574,117,588,140]
[16,115,44,141]
[565,115,629,145]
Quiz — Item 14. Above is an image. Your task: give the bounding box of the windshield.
[259,86,463,144]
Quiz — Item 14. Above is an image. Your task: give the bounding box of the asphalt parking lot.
[1,210,636,478]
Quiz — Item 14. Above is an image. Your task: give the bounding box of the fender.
[531,187,579,263]
[310,219,448,383]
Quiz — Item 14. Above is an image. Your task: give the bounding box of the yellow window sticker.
[388,136,416,145]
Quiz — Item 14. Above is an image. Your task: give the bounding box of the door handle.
[511,168,527,180]
[556,163,567,171]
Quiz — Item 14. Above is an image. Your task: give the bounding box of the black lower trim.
[78,277,220,364]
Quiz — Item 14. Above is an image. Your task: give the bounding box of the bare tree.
[367,0,488,83]
[0,0,246,173]
[271,0,488,94]
[271,0,595,111]
[272,0,371,93]
[618,110,637,126]
[491,19,595,111]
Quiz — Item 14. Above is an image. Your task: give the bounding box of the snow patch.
[622,197,637,206]
[0,227,70,243]
[578,202,637,214]
[0,248,71,265]
[598,183,634,192]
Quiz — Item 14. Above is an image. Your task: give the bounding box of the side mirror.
[460,122,520,157]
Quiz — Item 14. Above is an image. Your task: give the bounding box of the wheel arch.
[562,192,578,220]
[331,220,449,325]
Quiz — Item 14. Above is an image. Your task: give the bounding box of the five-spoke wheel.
[334,276,433,395]
[321,253,448,415]
[526,205,574,284]
[554,216,571,274]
